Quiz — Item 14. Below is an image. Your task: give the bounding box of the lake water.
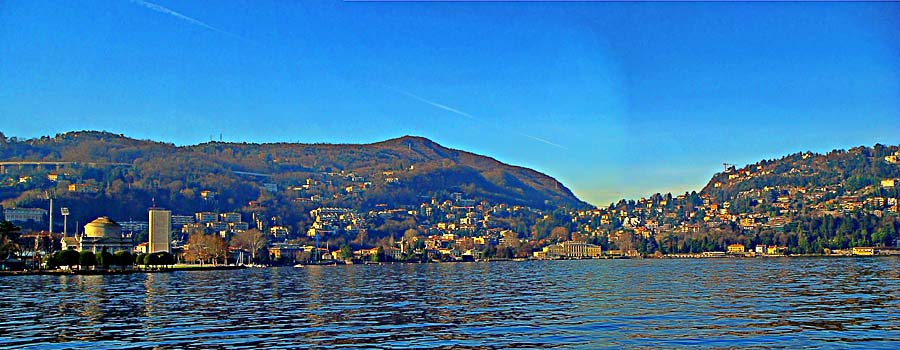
[1,258,899,349]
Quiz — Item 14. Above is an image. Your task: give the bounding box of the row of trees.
[43,249,175,270]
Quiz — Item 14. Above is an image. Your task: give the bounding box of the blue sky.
[1,1,899,206]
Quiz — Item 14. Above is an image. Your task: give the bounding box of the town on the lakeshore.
[1,135,899,272]
[2,173,899,271]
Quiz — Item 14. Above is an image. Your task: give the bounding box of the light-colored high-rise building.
[149,208,172,253]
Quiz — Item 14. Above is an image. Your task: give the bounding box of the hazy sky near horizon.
[2,1,899,206]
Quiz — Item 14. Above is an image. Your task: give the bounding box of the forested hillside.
[0,131,587,235]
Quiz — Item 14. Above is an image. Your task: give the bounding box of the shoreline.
[4,254,898,276]
[0,265,246,277]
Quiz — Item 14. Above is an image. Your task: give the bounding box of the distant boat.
[293,261,338,267]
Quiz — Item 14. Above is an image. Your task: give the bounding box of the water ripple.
[1,258,899,348]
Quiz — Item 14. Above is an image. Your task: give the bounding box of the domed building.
[61,216,133,253]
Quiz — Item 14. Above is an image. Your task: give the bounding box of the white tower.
[149,208,172,253]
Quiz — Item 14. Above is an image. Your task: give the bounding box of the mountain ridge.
[0,130,590,215]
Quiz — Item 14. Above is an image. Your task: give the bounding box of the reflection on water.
[1,258,899,349]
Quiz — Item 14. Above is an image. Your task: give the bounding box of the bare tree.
[230,229,267,263]
[186,232,228,265]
